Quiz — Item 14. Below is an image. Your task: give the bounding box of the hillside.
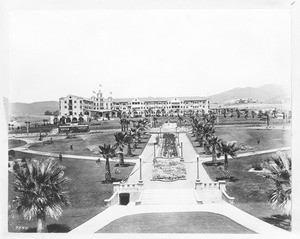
[9,101,59,115]
[209,84,289,104]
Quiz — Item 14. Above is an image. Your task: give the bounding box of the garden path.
[126,123,213,189]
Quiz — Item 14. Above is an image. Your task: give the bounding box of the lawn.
[202,152,291,231]
[8,139,27,149]
[28,132,151,158]
[97,211,255,233]
[88,119,121,131]
[189,127,291,155]
[8,151,135,232]
[216,115,289,126]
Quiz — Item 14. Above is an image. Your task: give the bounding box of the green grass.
[202,152,291,231]
[28,132,150,158]
[8,139,27,149]
[215,127,291,151]
[88,119,121,130]
[217,115,289,126]
[189,127,291,155]
[97,212,255,233]
[8,152,135,232]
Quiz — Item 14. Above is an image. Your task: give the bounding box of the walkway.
[70,123,290,233]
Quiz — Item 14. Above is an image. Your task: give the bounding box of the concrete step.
[141,189,197,205]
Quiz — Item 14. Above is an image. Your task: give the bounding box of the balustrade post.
[181,141,183,158]
[138,157,143,184]
[196,156,200,182]
[154,143,156,159]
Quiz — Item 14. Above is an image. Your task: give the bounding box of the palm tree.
[114,132,126,166]
[262,151,291,215]
[124,131,135,156]
[219,141,239,170]
[236,109,240,118]
[244,109,249,120]
[222,109,226,118]
[205,136,222,164]
[99,144,116,183]
[258,110,263,118]
[10,158,70,233]
[177,114,183,127]
[272,109,278,118]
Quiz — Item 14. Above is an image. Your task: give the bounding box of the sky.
[8,9,291,103]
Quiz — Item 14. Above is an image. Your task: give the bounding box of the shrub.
[252,163,263,171]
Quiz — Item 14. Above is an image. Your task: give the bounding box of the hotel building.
[55,89,210,123]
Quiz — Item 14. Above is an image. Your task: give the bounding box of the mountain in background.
[6,84,290,115]
[9,101,59,115]
[209,84,290,104]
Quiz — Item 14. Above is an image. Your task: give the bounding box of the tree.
[114,132,126,166]
[258,110,263,118]
[272,109,278,118]
[177,114,183,127]
[44,110,52,115]
[124,131,135,156]
[205,136,222,164]
[222,109,226,118]
[251,110,256,119]
[219,141,239,170]
[10,158,70,232]
[236,109,240,118]
[244,109,249,120]
[265,112,270,127]
[98,144,116,183]
[9,149,16,160]
[262,151,291,215]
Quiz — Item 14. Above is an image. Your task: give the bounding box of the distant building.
[54,89,209,124]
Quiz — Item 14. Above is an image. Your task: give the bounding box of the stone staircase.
[141,189,197,205]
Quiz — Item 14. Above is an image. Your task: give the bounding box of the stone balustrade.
[105,182,144,207]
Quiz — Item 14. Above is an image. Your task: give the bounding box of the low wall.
[105,182,143,206]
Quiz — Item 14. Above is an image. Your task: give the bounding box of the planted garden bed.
[152,158,186,182]
[161,133,178,157]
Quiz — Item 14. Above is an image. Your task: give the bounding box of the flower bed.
[152,158,186,181]
[162,133,178,157]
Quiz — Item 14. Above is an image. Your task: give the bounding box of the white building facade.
[113,96,210,117]
[54,91,209,124]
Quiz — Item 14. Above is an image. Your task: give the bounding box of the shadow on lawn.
[101,178,125,184]
[114,163,134,167]
[261,214,291,231]
[216,176,239,182]
[25,224,71,233]
[203,162,224,167]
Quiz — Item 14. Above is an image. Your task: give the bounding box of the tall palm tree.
[124,131,135,156]
[10,158,70,233]
[177,114,183,127]
[114,132,126,166]
[205,136,222,164]
[99,144,116,183]
[262,151,291,215]
[219,140,239,170]
[236,109,240,118]
[244,109,249,120]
